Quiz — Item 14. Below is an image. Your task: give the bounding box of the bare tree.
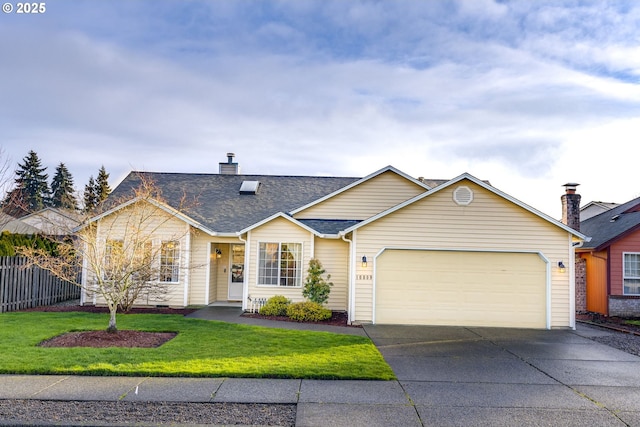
[19,174,198,333]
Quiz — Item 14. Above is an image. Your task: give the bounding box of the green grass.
[0,312,395,380]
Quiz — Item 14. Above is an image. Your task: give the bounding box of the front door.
[228,244,245,300]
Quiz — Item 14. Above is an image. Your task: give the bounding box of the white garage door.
[375,250,547,328]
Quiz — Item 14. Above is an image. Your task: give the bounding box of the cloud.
[2,0,640,219]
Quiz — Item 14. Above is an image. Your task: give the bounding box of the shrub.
[286,301,332,322]
[259,295,291,316]
[302,258,333,305]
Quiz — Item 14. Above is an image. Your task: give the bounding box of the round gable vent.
[453,186,473,206]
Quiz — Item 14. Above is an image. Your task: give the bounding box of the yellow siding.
[294,170,425,220]
[245,217,314,303]
[189,236,245,304]
[353,180,572,327]
[91,204,191,308]
[313,237,349,310]
[188,231,209,305]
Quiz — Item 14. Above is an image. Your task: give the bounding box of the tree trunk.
[107,307,118,333]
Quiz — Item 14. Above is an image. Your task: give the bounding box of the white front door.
[228,244,244,300]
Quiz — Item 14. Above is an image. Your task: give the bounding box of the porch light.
[215,248,222,259]
[558,261,566,273]
[362,255,367,267]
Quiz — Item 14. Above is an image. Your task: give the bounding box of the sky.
[2,0,640,219]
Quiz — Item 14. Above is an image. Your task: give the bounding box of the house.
[0,212,40,234]
[1,208,80,235]
[576,192,640,317]
[580,201,619,221]
[19,208,81,236]
[82,153,586,329]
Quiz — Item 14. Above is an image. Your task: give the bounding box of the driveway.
[362,323,640,426]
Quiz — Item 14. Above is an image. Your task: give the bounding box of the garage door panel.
[375,250,546,328]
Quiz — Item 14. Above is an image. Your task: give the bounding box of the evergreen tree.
[95,165,111,204]
[50,163,78,210]
[83,176,98,213]
[3,150,50,215]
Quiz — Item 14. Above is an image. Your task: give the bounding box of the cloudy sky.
[2,0,640,218]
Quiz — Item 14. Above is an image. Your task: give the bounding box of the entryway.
[209,243,245,304]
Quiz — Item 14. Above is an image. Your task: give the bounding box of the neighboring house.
[19,208,81,236]
[580,201,619,221]
[83,154,585,329]
[577,195,640,317]
[1,208,80,236]
[0,212,40,234]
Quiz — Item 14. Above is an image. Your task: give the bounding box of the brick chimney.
[219,153,239,175]
[561,183,581,232]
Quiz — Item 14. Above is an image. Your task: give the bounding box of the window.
[258,242,302,287]
[624,253,640,295]
[231,244,245,283]
[160,241,180,283]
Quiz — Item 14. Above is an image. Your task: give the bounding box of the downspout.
[238,232,249,311]
[204,242,211,306]
[568,233,576,330]
[341,232,355,324]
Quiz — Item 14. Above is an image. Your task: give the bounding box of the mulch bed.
[39,330,177,348]
[576,312,640,335]
[241,310,359,328]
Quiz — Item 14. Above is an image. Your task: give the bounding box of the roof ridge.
[127,171,362,179]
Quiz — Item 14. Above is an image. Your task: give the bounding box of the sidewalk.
[0,375,416,426]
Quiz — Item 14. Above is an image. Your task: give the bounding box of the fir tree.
[50,163,78,211]
[2,150,50,215]
[83,176,98,213]
[94,165,111,204]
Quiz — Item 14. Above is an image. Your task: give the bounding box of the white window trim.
[159,239,181,284]
[256,241,303,287]
[623,252,640,296]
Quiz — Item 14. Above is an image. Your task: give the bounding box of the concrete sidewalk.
[0,375,417,426]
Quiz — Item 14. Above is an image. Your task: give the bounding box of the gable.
[356,179,571,250]
[97,200,188,240]
[293,170,427,221]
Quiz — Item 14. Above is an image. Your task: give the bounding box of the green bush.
[286,301,332,322]
[259,295,291,316]
[302,258,333,305]
[0,231,59,256]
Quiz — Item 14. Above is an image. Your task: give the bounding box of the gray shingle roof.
[580,196,640,250]
[108,172,360,234]
[297,219,362,235]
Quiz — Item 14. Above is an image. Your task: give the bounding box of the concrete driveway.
[362,323,640,426]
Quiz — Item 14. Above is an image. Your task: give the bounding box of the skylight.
[239,180,260,194]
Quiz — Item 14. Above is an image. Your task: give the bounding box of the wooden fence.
[0,257,81,313]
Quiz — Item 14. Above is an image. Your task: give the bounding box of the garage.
[374,249,548,328]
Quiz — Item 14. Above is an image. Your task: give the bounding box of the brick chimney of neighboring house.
[219,153,239,175]
[561,183,581,232]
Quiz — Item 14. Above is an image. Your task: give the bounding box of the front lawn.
[0,312,395,380]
